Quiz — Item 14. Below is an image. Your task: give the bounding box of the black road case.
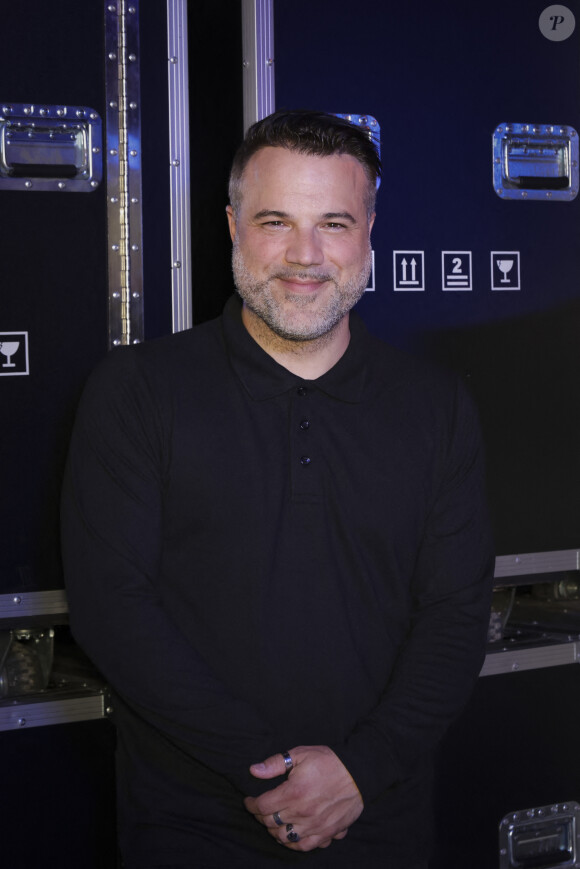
[268,0,580,559]
[242,2,580,866]
[0,2,204,864]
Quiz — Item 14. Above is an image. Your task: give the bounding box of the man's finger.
[244,782,292,818]
[249,751,292,780]
[245,808,293,830]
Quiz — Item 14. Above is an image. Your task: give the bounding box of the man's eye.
[324,222,346,230]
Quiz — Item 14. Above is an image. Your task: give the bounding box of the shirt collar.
[222,294,369,403]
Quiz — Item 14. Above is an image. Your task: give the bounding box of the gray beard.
[231,242,372,342]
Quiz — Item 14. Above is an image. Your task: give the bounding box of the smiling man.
[61,110,494,868]
[227,145,374,373]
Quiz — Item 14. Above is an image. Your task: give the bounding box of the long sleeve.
[61,348,277,796]
[332,379,494,802]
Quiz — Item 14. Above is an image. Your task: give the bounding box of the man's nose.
[285,228,323,267]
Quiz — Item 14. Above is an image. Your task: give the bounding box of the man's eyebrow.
[253,209,290,220]
[252,209,358,223]
[322,212,357,223]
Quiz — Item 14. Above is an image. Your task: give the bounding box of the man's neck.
[241,305,351,380]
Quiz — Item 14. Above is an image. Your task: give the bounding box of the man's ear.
[226,205,236,243]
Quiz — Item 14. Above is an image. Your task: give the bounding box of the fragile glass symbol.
[497,259,514,283]
[0,341,19,367]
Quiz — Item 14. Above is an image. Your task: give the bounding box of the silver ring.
[273,811,284,827]
[282,750,294,773]
[286,823,300,843]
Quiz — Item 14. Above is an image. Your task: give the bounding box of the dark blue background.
[274,0,580,554]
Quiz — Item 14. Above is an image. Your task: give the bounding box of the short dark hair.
[228,109,381,218]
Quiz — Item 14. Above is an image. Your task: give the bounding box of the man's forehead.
[239,146,370,205]
[243,145,364,174]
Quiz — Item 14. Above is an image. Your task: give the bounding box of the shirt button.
[296,386,308,396]
[300,456,311,466]
[300,419,310,430]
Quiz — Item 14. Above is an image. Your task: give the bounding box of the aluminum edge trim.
[0,695,105,731]
[0,589,68,619]
[494,548,580,579]
[242,0,275,131]
[167,0,192,332]
[480,640,579,677]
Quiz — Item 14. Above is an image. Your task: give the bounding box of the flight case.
[242,2,580,866]
[0,2,199,864]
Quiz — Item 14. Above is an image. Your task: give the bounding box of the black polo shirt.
[61,294,494,868]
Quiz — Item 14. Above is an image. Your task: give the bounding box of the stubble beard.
[231,241,372,343]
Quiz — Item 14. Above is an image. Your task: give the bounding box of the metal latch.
[499,801,580,868]
[493,122,578,201]
[334,113,381,188]
[0,103,102,191]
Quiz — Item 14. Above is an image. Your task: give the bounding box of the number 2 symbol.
[452,257,462,273]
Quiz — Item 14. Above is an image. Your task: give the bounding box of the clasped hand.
[244,745,363,852]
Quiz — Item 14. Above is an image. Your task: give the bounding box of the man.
[61,110,494,868]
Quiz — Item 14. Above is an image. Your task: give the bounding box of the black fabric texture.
[61,294,494,866]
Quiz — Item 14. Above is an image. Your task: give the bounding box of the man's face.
[226,146,375,343]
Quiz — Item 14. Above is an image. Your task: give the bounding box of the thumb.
[249,751,290,780]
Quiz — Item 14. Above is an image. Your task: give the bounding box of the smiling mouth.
[280,279,326,292]
[274,273,333,293]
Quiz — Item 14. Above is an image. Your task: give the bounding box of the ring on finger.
[286,823,300,843]
[282,751,294,773]
[273,811,284,827]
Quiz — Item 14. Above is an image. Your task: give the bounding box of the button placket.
[290,385,320,499]
[297,386,311,468]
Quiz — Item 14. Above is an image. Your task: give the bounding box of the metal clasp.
[0,103,102,191]
[493,122,578,201]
